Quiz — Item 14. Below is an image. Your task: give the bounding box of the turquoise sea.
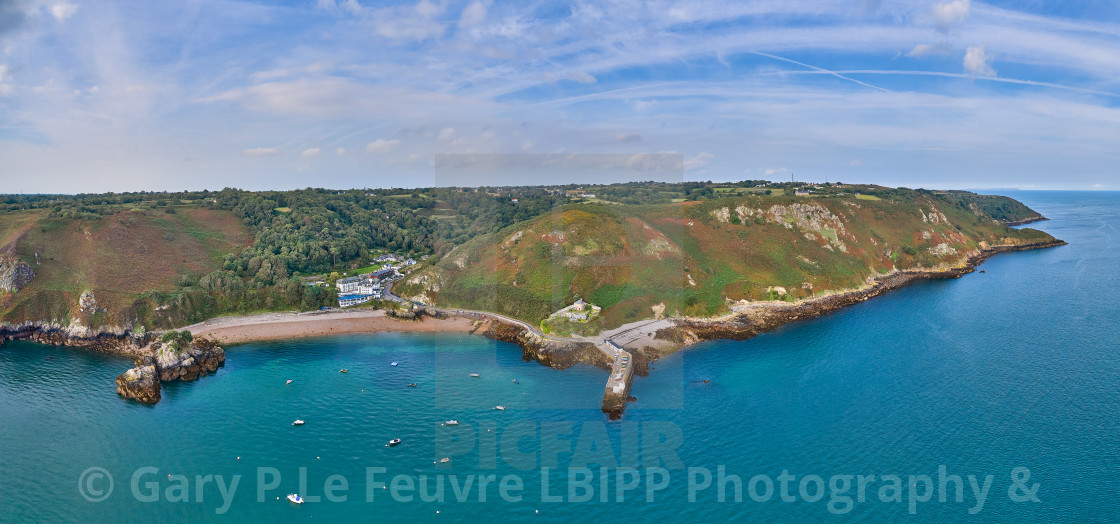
[1,191,1117,522]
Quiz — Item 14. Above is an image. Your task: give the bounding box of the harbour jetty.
[599,340,633,419]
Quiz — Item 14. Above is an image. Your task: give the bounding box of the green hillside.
[395,189,1056,329]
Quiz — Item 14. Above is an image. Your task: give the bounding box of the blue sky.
[1,0,1119,192]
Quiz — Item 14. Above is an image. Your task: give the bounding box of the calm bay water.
[1,191,1117,522]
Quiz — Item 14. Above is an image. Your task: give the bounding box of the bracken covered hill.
[0,208,253,328]
[396,189,1057,329]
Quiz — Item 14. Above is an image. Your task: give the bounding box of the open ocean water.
[1,191,1117,522]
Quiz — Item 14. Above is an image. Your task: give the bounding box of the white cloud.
[932,0,970,32]
[0,63,9,95]
[684,151,713,171]
[336,147,348,155]
[964,45,996,76]
[907,43,951,58]
[849,159,863,166]
[366,139,400,153]
[520,140,533,151]
[567,72,597,84]
[437,127,456,141]
[50,3,78,21]
[614,133,643,143]
[243,147,279,156]
[459,0,488,28]
[302,147,322,158]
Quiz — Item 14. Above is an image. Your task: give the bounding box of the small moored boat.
[339,369,348,373]
[445,420,459,426]
[408,383,418,388]
[287,493,304,504]
[493,405,505,411]
[286,379,292,385]
[440,457,451,463]
[470,373,480,377]
[386,438,402,447]
[292,419,305,426]
[391,362,398,367]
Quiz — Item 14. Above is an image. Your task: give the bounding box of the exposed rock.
[0,321,152,355]
[0,254,34,292]
[78,290,99,313]
[115,337,225,403]
[116,364,161,404]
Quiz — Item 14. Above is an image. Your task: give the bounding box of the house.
[572,298,587,311]
[577,193,596,198]
[357,279,381,296]
[794,190,811,196]
[375,254,399,263]
[402,258,417,266]
[371,268,396,281]
[338,293,373,307]
[336,276,361,293]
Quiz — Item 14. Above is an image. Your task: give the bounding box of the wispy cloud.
[244,147,279,156]
[1,0,1119,191]
[365,139,400,153]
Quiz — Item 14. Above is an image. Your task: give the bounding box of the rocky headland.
[0,321,225,405]
[116,338,226,404]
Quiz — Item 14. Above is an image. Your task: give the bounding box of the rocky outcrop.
[480,318,611,371]
[1003,216,1048,226]
[0,321,152,356]
[116,338,225,403]
[116,364,161,404]
[0,254,34,293]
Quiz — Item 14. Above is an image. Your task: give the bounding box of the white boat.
[470,373,480,377]
[391,362,398,367]
[445,420,459,426]
[440,457,451,463]
[339,369,348,373]
[386,438,402,447]
[493,405,505,411]
[292,420,305,426]
[285,379,292,385]
[287,493,303,504]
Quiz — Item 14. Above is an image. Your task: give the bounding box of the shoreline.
[0,237,1066,416]
[652,238,1068,355]
[184,309,478,345]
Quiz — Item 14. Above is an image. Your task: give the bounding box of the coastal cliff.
[655,237,1068,353]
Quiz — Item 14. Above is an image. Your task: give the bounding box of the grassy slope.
[397,191,1056,328]
[0,207,252,327]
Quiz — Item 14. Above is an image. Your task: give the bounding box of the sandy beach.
[185,309,478,345]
